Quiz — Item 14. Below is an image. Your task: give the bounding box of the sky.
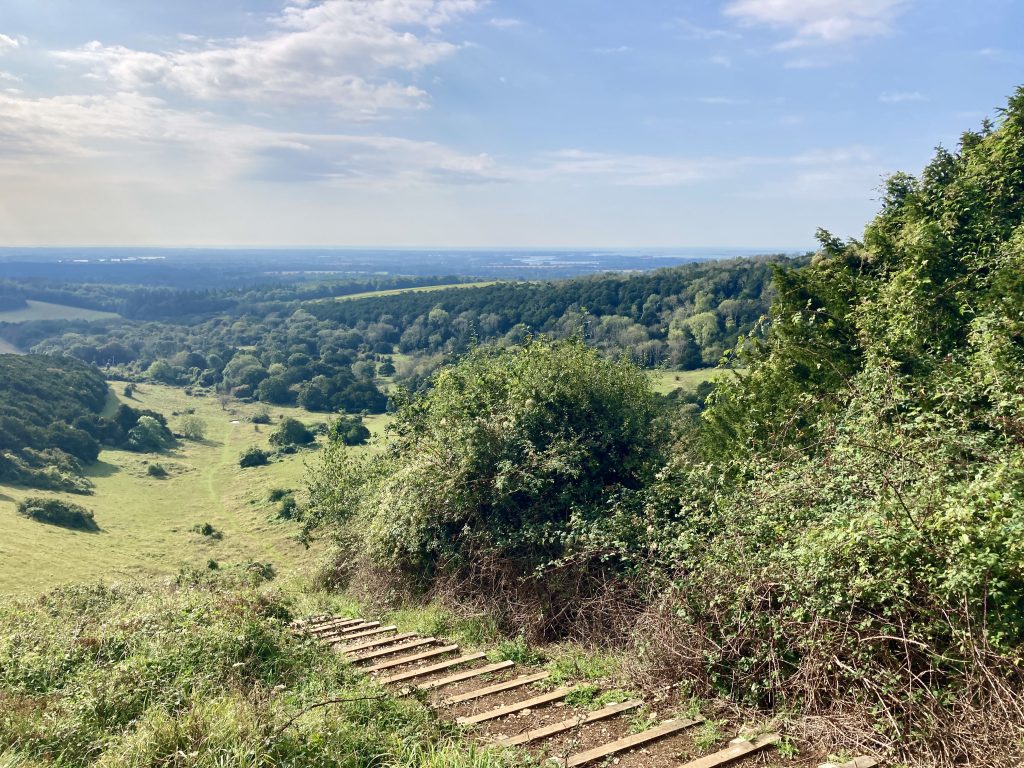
[0,0,1020,248]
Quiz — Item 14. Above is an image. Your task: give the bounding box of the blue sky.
[0,0,1019,248]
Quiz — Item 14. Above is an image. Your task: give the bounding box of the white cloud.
[673,18,741,41]
[879,90,925,104]
[699,96,742,105]
[0,33,21,53]
[53,0,481,116]
[487,18,523,28]
[595,45,632,54]
[708,54,732,67]
[0,90,502,187]
[724,0,908,47]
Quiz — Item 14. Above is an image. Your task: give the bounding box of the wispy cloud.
[699,96,742,105]
[487,17,523,29]
[724,0,909,48]
[672,18,741,41]
[879,90,926,103]
[708,54,732,67]
[0,33,21,53]
[53,0,481,117]
[595,45,632,54]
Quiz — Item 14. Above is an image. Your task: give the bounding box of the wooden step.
[550,717,703,767]
[350,637,437,662]
[341,632,420,654]
[365,644,459,673]
[309,618,364,634]
[457,687,572,725]
[330,626,398,644]
[291,614,333,627]
[382,652,487,685]
[493,699,643,748]
[319,620,380,638]
[325,626,393,643]
[417,660,514,692]
[680,734,781,768]
[445,671,550,705]
[819,758,878,768]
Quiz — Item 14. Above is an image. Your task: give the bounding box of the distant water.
[0,246,807,287]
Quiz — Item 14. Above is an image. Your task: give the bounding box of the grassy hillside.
[335,280,498,301]
[644,367,733,395]
[0,299,119,323]
[0,382,389,594]
[0,338,19,354]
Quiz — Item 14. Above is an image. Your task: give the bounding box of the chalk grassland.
[645,367,736,394]
[0,383,389,595]
[335,280,498,301]
[0,299,120,323]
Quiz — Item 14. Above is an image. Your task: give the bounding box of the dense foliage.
[0,574,514,767]
[0,256,790,417]
[307,91,1024,764]
[306,339,667,621]
[0,354,174,491]
[16,497,98,531]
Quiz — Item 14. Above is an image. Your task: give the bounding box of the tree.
[307,338,666,583]
[257,376,293,405]
[126,416,174,453]
[327,415,371,446]
[239,447,270,468]
[269,417,314,447]
[178,415,207,441]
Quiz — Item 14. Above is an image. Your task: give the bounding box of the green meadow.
[0,299,119,323]
[335,280,498,301]
[0,382,389,595]
[644,366,736,394]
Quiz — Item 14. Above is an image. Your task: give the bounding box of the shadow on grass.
[86,460,121,479]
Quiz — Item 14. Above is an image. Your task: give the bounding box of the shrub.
[146,463,168,478]
[178,415,207,441]
[16,496,98,531]
[238,447,270,468]
[126,415,174,453]
[269,417,314,447]
[191,522,223,540]
[306,338,666,632]
[327,415,371,446]
[250,406,272,425]
[278,494,297,519]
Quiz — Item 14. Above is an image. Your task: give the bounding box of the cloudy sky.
[0,0,1019,248]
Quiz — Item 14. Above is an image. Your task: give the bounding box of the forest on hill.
[0,355,175,492]
[302,90,1024,765]
[0,256,791,413]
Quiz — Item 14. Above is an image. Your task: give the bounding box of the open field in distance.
[0,300,119,323]
[0,382,389,595]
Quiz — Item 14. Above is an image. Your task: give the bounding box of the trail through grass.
[335,281,498,301]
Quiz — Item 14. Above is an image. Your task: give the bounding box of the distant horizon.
[0,1,1018,246]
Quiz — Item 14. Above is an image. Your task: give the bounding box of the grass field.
[645,367,738,394]
[336,280,498,301]
[0,383,389,595]
[0,299,119,323]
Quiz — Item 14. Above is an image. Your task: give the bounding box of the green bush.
[146,463,168,478]
[269,417,315,447]
[306,338,666,630]
[238,447,270,468]
[327,414,370,446]
[16,496,98,531]
[191,522,223,540]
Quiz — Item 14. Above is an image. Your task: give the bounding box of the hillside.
[0,381,387,594]
[301,91,1024,766]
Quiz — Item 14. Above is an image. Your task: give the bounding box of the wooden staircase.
[292,614,878,768]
